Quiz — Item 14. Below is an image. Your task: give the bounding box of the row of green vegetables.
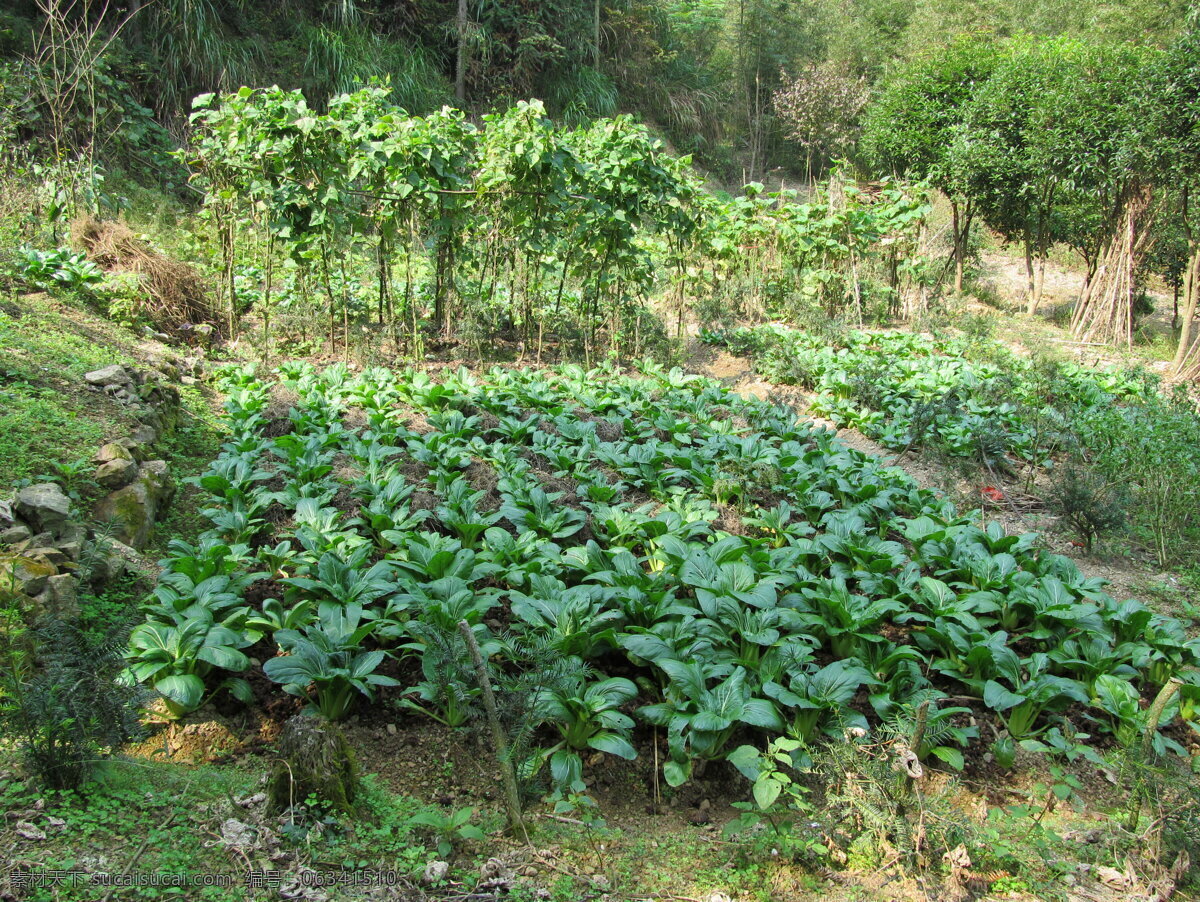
[703,325,1155,468]
[123,361,1199,787]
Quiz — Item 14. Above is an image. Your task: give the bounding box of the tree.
[1148,12,1200,376]
[862,34,997,292]
[1050,42,1155,346]
[953,35,1080,313]
[774,61,868,182]
[455,0,468,103]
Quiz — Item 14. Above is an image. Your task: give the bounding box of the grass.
[0,756,442,901]
[2,744,1174,902]
[0,288,141,487]
[0,757,260,901]
[0,284,227,557]
[147,381,227,557]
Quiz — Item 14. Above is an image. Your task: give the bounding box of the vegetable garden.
[126,360,1200,800]
[706,325,1153,467]
[705,324,1200,567]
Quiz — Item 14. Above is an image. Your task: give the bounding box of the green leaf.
[930,747,964,771]
[550,749,582,788]
[727,745,762,782]
[155,674,205,711]
[588,732,637,760]
[753,774,782,810]
[663,759,690,787]
[223,677,255,703]
[983,680,1025,712]
[197,645,249,672]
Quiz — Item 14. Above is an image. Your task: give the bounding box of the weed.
[1048,458,1128,552]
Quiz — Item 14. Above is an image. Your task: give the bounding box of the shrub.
[1048,459,1128,552]
[1079,390,1200,566]
[0,610,144,790]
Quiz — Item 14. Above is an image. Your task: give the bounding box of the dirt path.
[685,340,1176,611]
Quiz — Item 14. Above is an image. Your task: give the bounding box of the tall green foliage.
[185,88,702,361]
[865,30,1191,342]
[862,34,998,291]
[1148,12,1200,375]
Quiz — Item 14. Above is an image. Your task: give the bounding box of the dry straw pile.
[72,216,217,335]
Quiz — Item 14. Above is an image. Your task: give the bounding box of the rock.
[105,384,139,405]
[96,457,139,490]
[479,859,512,888]
[138,406,163,432]
[95,490,153,547]
[15,821,46,841]
[385,723,397,736]
[83,364,132,388]
[87,537,148,586]
[60,521,86,544]
[96,442,134,464]
[0,524,32,545]
[14,483,71,537]
[25,546,69,569]
[141,460,173,495]
[93,461,174,549]
[0,499,13,526]
[57,541,83,563]
[95,486,153,548]
[219,818,256,848]
[8,555,58,596]
[422,861,450,886]
[126,423,159,455]
[1096,866,1132,889]
[35,574,79,621]
[88,543,128,585]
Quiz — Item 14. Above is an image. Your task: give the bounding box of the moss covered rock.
[94,460,174,549]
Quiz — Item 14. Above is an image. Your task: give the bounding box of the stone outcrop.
[84,363,183,550]
[95,443,139,489]
[1,359,188,623]
[83,364,182,437]
[14,483,72,538]
[83,364,134,389]
[94,459,175,549]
